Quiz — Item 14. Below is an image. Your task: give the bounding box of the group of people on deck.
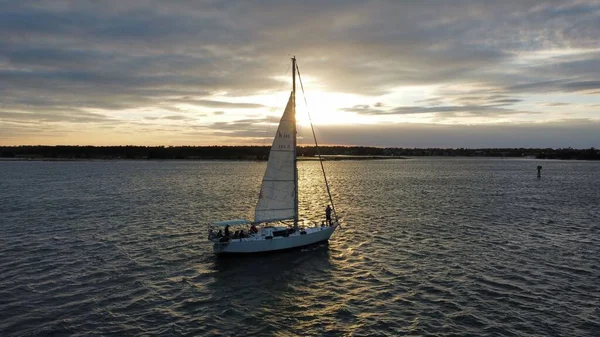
[208,223,260,241]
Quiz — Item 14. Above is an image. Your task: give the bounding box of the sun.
[295,91,370,126]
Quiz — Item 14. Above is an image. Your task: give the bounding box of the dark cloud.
[489,99,523,105]
[507,79,600,94]
[199,117,275,138]
[562,81,600,93]
[380,105,533,117]
[161,115,190,121]
[341,97,533,118]
[218,117,269,126]
[170,98,266,109]
[0,110,113,123]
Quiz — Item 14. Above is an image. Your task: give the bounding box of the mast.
[292,56,298,229]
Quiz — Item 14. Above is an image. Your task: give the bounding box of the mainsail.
[254,92,296,223]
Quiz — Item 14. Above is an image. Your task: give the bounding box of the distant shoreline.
[1,145,598,160]
[3,155,599,162]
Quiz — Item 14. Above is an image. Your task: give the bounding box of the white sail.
[254,92,296,223]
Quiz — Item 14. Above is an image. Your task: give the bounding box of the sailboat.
[208,57,339,254]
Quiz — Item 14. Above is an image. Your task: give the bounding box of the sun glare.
[296,91,371,126]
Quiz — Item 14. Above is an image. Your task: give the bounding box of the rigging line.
[295,61,340,225]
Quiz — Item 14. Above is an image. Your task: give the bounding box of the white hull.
[213,225,338,254]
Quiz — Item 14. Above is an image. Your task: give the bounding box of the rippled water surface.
[1,158,599,336]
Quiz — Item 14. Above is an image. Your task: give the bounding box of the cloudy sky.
[1,0,599,148]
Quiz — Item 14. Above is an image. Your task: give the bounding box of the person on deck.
[224,225,231,238]
[325,205,332,226]
[250,224,258,234]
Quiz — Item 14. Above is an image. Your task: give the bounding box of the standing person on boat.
[325,205,332,226]
[224,225,231,238]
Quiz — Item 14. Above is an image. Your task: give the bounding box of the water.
[1,158,599,336]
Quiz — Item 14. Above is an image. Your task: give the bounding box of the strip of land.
[0,146,598,160]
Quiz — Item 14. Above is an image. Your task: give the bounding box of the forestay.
[254,92,296,223]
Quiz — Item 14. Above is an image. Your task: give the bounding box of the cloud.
[489,99,523,105]
[507,79,600,94]
[161,115,190,120]
[0,110,113,123]
[358,105,537,118]
[544,102,571,107]
[341,94,534,118]
[1,1,600,146]
[562,80,600,93]
[169,98,266,109]
[208,117,270,130]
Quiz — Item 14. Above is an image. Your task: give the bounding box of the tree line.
[0,145,598,160]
